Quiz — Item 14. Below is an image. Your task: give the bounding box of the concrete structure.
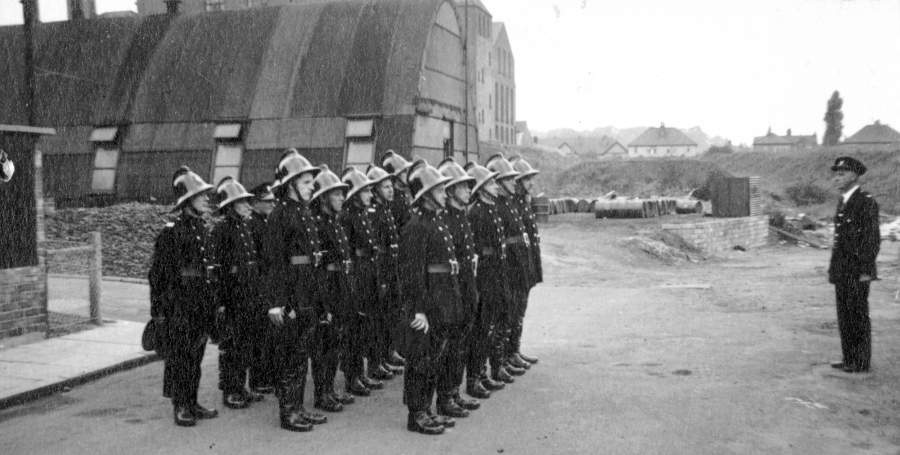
[752,128,817,153]
[627,124,698,157]
[661,215,769,252]
[843,121,900,148]
[0,0,475,205]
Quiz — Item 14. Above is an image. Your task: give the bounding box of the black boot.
[495,367,515,384]
[173,405,196,427]
[466,379,491,398]
[426,408,456,428]
[517,352,539,364]
[244,389,265,403]
[389,351,407,367]
[407,411,445,435]
[331,389,355,405]
[383,361,405,375]
[223,392,251,410]
[315,394,344,413]
[505,363,526,376]
[279,404,313,432]
[454,392,481,411]
[298,406,328,425]
[190,403,219,419]
[370,364,394,381]
[437,394,470,418]
[346,377,371,397]
[360,374,384,390]
[507,354,531,370]
[481,375,506,391]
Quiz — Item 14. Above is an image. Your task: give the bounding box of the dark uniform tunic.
[389,186,412,231]
[261,198,326,406]
[494,193,532,360]
[246,211,274,390]
[828,188,880,372]
[438,204,478,395]
[511,193,543,354]
[371,198,402,360]
[468,199,512,376]
[212,213,262,395]
[399,208,463,412]
[340,202,382,373]
[316,209,358,385]
[150,213,216,407]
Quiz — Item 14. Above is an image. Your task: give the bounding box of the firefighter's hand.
[217,306,225,314]
[860,274,872,282]
[411,313,429,333]
[268,307,285,326]
[288,309,297,319]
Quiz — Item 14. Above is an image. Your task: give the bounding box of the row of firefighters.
[149,149,543,435]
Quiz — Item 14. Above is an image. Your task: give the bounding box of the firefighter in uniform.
[212,177,265,409]
[246,182,277,394]
[828,157,879,373]
[400,160,464,435]
[366,165,406,375]
[485,154,530,380]
[435,158,481,417]
[380,150,414,231]
[261,151,329,431]
[150,166,219,427]
[312,166,371,398]
[508,155,542,367]
[464,162,512,393]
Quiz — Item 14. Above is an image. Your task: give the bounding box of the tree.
[823,90,844,146]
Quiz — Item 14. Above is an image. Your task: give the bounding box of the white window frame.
[89,127,122,193]
[212,143,243,186]
[345,118,377,170]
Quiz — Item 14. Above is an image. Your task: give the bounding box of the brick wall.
[0,266,47,339]
[661,215,769,252]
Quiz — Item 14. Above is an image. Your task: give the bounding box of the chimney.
[165,0,181,14]
[786,128,791,137]
[658,122,666,137]
[68,0,96,20]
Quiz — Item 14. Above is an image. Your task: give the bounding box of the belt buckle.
[449,259,459,275]
[343,260,352,274]
[500,244,508,260]
[523,233,529,244]
[313,252,323,267]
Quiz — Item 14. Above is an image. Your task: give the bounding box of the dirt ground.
[3,213,900,454]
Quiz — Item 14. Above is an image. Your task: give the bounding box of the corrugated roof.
[628,126,697,147]
[844,122,900,144]
[0,0,442,128]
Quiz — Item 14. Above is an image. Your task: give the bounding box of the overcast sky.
[2,0,898,145]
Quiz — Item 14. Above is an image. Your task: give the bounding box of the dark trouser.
[404,326,449,413]
[341,313,366,380]
[835,280,872,371]
[489,296,513,375]
[163,320,208,407]
[438,324,471,395]
[366,309,388,367]
[274,313,315,407]
[218,313,259,394]
[312,319,343,400]
[249,314,276,390]
[465,301,490,382]
[508,287,530,356]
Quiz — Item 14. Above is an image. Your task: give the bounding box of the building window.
[89,126,121,192]
[489,94,492,109]
[442,120,454,158]
[345,118,376,170]
[489,52,492,66]
[205,0,224,11]
[212,123,244,185]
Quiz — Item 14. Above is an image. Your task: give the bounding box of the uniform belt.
[325,260,352,273]
[181,266,214,278]
[502,234,527,245]
[291,255,312,265]
[427,260,459,275]
[482,247,498,256]
[229,261,257,274]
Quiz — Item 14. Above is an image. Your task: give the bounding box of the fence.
[44,232,102,336]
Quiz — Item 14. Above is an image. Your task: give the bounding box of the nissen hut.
[0,0,475,205]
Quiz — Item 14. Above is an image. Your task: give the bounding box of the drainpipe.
[21,0,37,127]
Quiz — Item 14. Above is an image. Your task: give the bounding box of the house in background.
[752,128,817,152]
[515,121,534,146]
[627,124,698,157]
[0,0,475,205]
[538,136,627,159]
[843,121,900,150]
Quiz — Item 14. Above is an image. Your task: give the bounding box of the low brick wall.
[0,266,48,339]
[661,215,770,252]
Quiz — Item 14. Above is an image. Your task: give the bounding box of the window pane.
[215,144,242,166]
[94,148,119,169]
[213,124,242,139]
[90,127,118,142]
[213,166,240,186]
[346,119,374,138]
[91,169,116,191]
[347,142,374,165]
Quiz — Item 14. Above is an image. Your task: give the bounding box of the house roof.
[628,125,697,147]
[0,0,441,129]
[451,0,489,14]
[753,132,791,146]
[539,136,626,155]
[844,121,900,144]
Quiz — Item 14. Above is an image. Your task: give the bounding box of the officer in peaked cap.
[246,181,278,394]
[507,155,542,367]
[434,158,481,418]
[484,153,530,381]
[0,150,14,183]
[150,166,219,427]
[260,150,329,431]
[464,161,510,396]
[340,167,393,390]
[211,177,265,410]
[366,164,407,375]
[398,160,463,435]
[309,166,363,403]
[828,156,879,373]
[380,150,415,230]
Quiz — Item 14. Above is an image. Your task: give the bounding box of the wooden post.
[89,231,102,325]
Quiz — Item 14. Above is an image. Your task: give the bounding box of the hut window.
[91,147,119,192]
[345,119,374,138]
[213,144,242,186]
[213,124,242,140]
[345,119,376,169]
